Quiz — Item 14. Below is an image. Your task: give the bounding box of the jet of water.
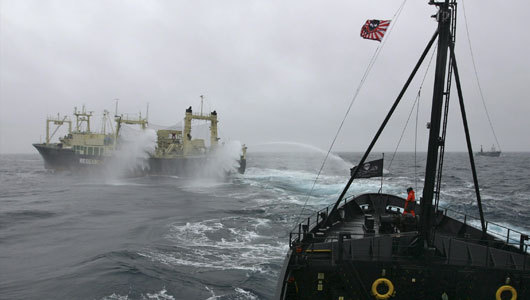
[253,141,352,168]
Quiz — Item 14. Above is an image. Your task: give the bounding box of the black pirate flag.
[350,158,384,178]
[360,20,391,42]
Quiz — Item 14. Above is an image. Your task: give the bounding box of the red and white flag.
[360,20,391,42]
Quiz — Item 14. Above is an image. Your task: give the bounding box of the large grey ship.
[34,104,247,176]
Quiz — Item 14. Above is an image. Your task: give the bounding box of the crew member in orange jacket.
[403,187,416,217]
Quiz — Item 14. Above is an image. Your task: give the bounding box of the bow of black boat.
[276,192,529,299]
[275,0,529,299]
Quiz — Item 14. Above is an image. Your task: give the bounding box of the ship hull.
[148,156,246,177]
[476,151,501,157]
[33,143,104,171]
[276,193,530,300]
[278,256,529,299]
[33,144,246,176]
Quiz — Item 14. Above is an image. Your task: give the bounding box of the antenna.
[146,103,149,122]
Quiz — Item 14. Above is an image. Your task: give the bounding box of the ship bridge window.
[94,147,100,156]
[88,147,93,155]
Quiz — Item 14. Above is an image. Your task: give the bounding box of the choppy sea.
[1,151,529,299]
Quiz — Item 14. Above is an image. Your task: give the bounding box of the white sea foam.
[101,294,129,300]
[145,288,175,300]
[203,287,258,300]
[100,288,174,300]
[204,286,221,300]
[139,217,288,275]
[233,288,258,300]
[242,166,415,208]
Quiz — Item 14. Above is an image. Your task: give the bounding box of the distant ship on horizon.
[476,144,501,157]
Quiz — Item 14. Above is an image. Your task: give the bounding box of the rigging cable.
[387,48,437,171]
[461,0,502,152]
[414,81,419,192]
[290,0,408,230]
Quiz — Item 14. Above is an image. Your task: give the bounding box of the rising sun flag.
[360,19,391,42]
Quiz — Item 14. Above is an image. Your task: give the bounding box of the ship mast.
[422,0,487,244]
[420,0,452,245]
[324,0,487,245]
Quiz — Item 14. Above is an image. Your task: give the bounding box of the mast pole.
[324,30,439,226]
[449,44,487,233]
[421,0,452,245]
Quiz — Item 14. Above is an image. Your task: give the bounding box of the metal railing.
[439,206,530,253]
[288,195,530,254]
[289,195,355,248]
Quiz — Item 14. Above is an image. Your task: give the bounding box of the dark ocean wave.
[1,152,529,299]
[0,210,57,228]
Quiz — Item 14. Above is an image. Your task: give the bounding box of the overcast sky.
[1,0,529,154]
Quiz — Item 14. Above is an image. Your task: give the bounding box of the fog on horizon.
[2,0,529,154]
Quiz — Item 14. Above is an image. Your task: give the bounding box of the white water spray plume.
[190,140,244,180]
[251,141,352,174]
[103,126,157,180]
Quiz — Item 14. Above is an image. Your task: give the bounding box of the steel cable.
[461,0,502,152]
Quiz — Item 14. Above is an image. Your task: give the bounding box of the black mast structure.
[277,2,529,298]
[420,0,453,245]
[422,0,487,245]
[324,0,487,247]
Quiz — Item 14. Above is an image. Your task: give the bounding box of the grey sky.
[1,0,529,154]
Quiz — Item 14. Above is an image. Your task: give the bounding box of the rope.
[414,83,419,192]
[387,92,419,170]
[387,48,437,170]
[289,0,408,230]
[461,0,502,152]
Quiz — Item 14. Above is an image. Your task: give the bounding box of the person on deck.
[403,187,416,217]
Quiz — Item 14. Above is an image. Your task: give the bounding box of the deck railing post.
[520,234,529,255]
[298,223,302,242]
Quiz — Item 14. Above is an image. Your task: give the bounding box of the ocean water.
[1,152,529,299]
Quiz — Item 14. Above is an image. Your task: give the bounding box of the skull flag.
[360,20,391,42]
[350,158,384,178]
